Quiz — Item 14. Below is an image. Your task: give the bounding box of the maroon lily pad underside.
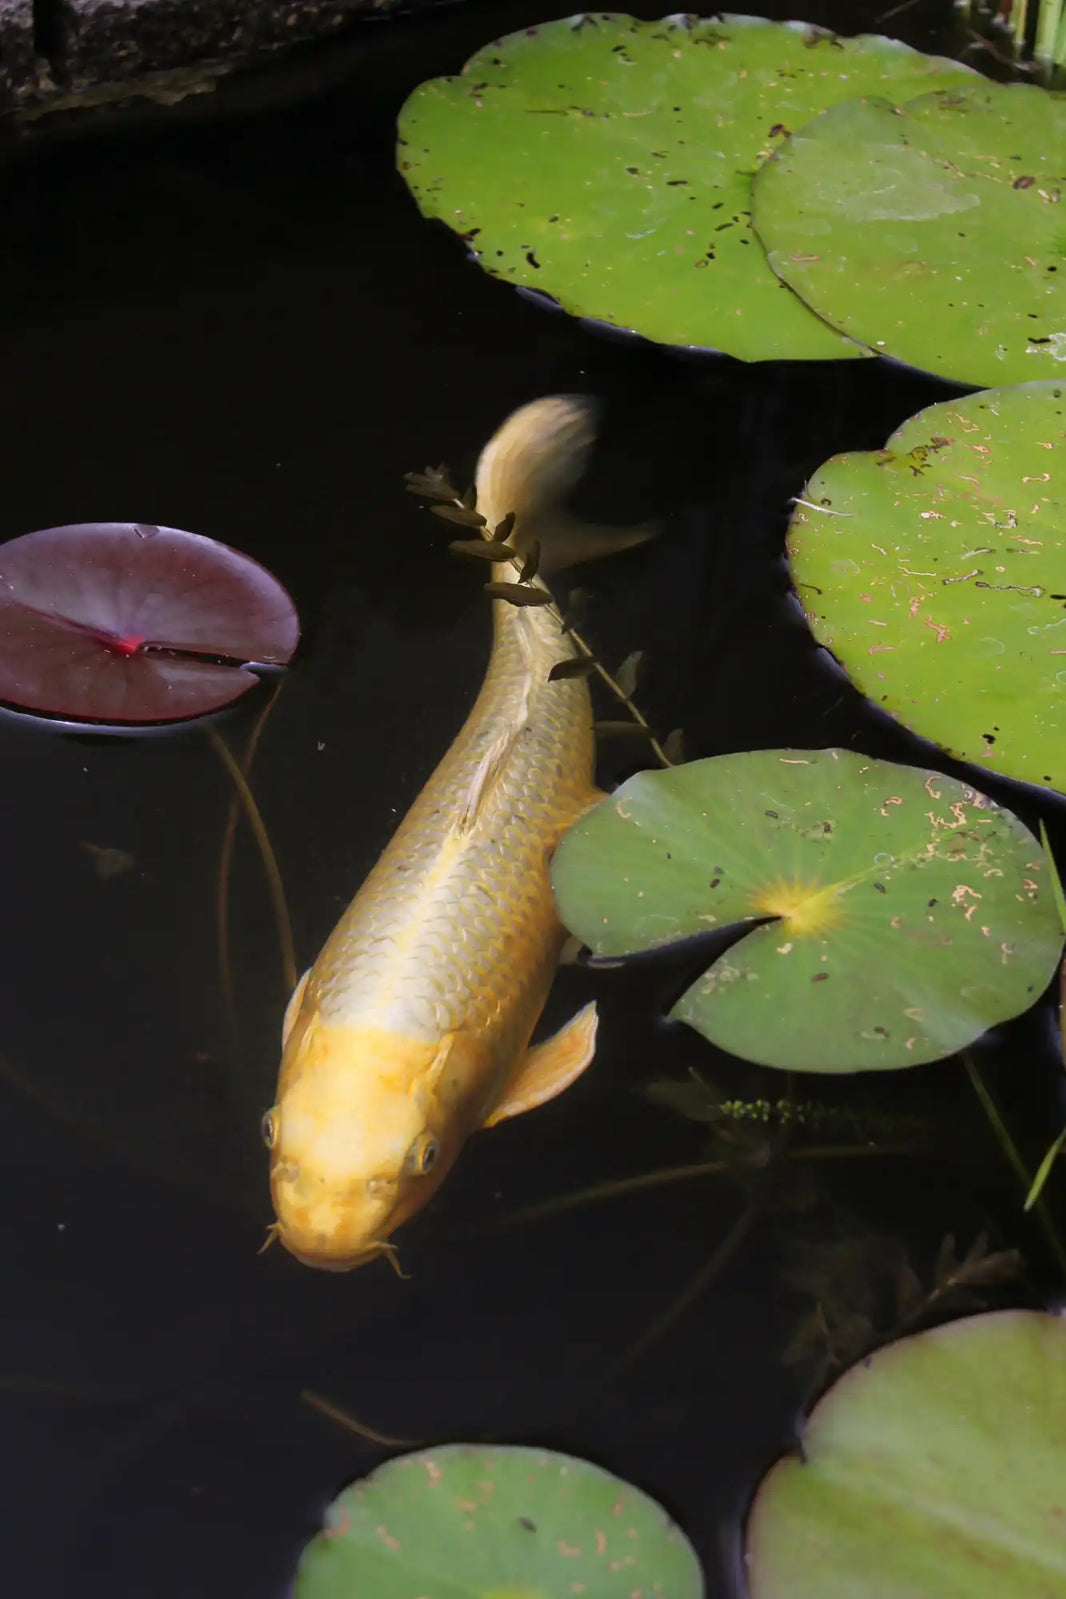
[0,522,299,723]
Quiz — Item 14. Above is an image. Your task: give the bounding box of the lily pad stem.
[204,721,297,995]
[494,1143,921,1229]
[962,1051,1066,1278]
[213,680,289,1068]
[300,1388,422,1449]
[596,1198,757,1389]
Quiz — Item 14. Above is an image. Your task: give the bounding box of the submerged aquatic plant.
[782,1223,1026,1394]
[293,1443,704,1598]
[405,457,682,764]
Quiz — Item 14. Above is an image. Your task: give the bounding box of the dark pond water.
[0,2,1063,1594]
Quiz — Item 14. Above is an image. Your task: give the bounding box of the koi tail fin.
[474,395,658,576]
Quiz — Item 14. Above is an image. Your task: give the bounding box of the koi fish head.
[263,1021,475,1271]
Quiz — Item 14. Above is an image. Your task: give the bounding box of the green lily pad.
[397,13,974,361]
[752,81,1066,386]
[293,1443,703,1599]
[789,381,1066,794]
[550,749,1063,1072]
[745,1309,1066,1598]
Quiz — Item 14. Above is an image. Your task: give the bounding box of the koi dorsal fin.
[474,395,658,575]
[282,968,311,1048]
[483,1000,599,1127]
[455,723,526,835]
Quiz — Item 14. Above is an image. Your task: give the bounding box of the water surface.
[1,3,1062,1594]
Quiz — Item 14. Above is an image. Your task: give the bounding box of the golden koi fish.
[263,396,653,1270]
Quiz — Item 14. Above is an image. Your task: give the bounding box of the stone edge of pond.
[0,0,436,121]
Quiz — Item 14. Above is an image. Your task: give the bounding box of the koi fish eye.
[261,1110,278,1149]
[405,1134,439,1175]
[420,1138,439,1172]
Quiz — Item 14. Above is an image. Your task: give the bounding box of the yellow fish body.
[263,396,652,1270]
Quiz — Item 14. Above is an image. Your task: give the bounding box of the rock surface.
[0,0,35,107]
[2,0,418,111]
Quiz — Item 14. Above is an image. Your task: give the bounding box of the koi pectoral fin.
[483,1001,599,1127]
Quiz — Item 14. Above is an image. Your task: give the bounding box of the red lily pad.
[0,522,299,724]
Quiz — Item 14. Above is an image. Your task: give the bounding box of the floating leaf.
[548,656,597,681]
[398,14,974,361]
[550,749,1064,1072]
[294,1443,704,1599]
[788,381,1066,794]
[753,81,1066,386]
[449,538,518,561]
[483,582,552,605]
[746,1310,1066,1599]
[0,522,298,724]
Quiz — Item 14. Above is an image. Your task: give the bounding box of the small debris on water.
[81,842,136,880]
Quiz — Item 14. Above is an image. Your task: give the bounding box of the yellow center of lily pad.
[750,876,845,937]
